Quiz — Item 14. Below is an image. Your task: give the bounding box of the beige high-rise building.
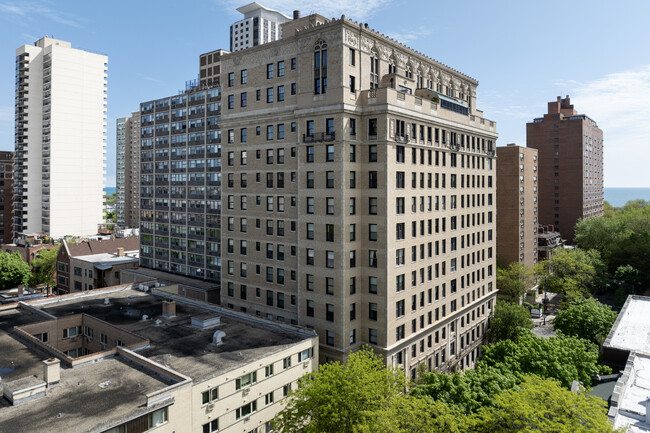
[496,144,538,268]
[116,112,140,228]
[217,12,498,376]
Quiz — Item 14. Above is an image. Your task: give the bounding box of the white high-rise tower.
[14,37,107,238]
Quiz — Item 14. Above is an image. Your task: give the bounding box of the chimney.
[117,247,124,257]
[162,300,176,318]
[43,358,60,387]
[293,10,300,19]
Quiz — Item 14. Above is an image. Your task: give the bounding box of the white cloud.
[0,1,86,29]
[136,73,165,86]
[554,66,650,187]
[215,0,394,21]
[385,25,432,44]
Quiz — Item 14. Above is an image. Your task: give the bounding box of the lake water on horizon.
[605,188,650,207]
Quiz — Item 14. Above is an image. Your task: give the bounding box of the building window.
[278,60,285,77]
[236,372,257,389]
[148,408,168,429]
[369,224,378,241]
[267,87,274,103]
[267,63,274,79]
[314,40,328,94]
[202,386,219,404]
[241,69,247,84]
[326,330,334,345]
[236,401,258,420]
[203,420,219,433]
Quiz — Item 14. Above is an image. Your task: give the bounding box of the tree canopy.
[536,248,604,298]
[274,347,407,433]
[553,297,617,347]
[496,262,534,303]
[0,251,31,291]
[469,376,614,433]
[486,302,534,344]
[574,200,650,294]
[29,246,59,288]
[478,329,609,387]
[412,365,518,414]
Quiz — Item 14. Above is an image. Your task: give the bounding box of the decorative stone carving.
[452,78,461,90]
[344,29,359,47]
[233,56,242,66]
[360,36,373,53]
[395,52,408,68]
[377,44,391,60]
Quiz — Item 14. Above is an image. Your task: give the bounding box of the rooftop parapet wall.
[280,13,478,85]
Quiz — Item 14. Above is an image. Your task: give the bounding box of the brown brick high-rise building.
[496,144,538,268]
[527,96,603,243]
[0,152,14,244]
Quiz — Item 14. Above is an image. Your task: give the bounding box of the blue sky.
[1,0,649,187]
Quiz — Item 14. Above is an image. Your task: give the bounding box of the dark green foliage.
[0,251,31,291]
[487,302,533,343]
[553,297,617,346]
[412,366,518,414]
[469,376,615,433]
[478,329,610,387]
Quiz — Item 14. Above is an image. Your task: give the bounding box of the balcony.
[303,132,335,143]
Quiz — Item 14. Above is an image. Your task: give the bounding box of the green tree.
[412,366,518,414]
[469,375,616,433]
[357,396,463,433]
[496,262,534,303]
[0,251,31,291]
[29,246,60,288]
[274,347,407,433]
[479,329,609,388]
[536,248,603,298]
[487,302,534,344]
[552,297,617,347]
[575,201,650,290]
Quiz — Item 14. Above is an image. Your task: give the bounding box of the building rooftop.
[604,296,650,354]
[0,286,316,431]
[610,352,650,432]
[39,289,309,383]
[0,356,172,433]
[65,236,140,258]
[74,252,139,270]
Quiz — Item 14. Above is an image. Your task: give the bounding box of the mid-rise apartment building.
[0,285,317,433]
[14,37,107,238]
[139,84,222,284]
[0,152,14,244]
[116,117,126,226]
[496,144,538,268]
[527,96,603,242]
[116,112,141,228]
[230,2,292,52]
[218,13,498,375]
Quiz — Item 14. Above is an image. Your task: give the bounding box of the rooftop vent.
[212,330,226,346]
[191,315,221,330]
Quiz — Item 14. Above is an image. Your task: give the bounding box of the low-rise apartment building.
[56,236,140,293]
[0,284,317,433]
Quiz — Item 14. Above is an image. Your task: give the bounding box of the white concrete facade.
[230,2,291,52]
[14,37,107,238]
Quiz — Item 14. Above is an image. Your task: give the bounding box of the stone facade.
[217,13,498,376]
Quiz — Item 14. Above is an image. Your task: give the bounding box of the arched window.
[370,49,379,89]
[314,40,327,94]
